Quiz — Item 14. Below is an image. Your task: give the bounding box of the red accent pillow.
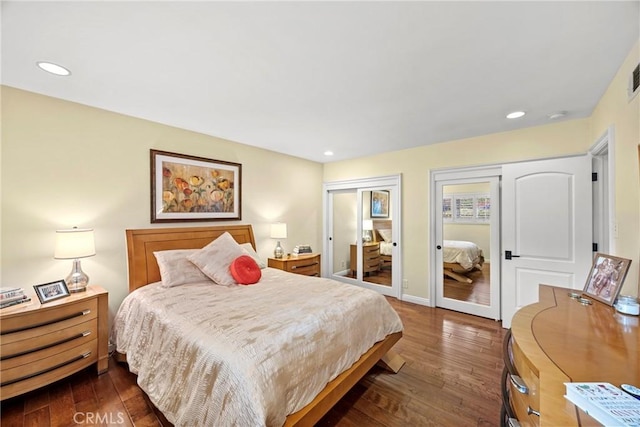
[230,255,262,285]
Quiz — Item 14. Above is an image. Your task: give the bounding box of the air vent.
[629,62,640,102]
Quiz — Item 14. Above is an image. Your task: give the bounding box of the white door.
[501,156,592,328]
[435,177,501,320]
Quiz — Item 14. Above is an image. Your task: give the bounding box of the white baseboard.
[400,293,431,307]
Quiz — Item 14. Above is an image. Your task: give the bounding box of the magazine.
[565,382,640,427]
[0,295,31,309]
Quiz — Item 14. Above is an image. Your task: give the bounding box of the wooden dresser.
[0,285,109,400]
[268,253,321,276]
[350,243,380,276]
[502,285,639,426]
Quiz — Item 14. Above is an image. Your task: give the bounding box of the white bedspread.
[112,268,403,427]
[443,240,483,270]
[379,241,393,256]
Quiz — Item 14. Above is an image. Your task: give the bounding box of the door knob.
[505,250,520,260]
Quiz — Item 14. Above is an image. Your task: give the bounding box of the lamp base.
[274,241,284,259]
[66,259,89,293]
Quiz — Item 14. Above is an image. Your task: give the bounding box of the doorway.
[433,173,501,320]
[323,175,401,298]
[430,155,593,327]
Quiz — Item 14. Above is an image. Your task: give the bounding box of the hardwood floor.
[1,298,506,427]
[443,263,491,306]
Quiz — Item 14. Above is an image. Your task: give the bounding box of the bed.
[112,224,404,427]
[443,239,485,284]
[372,219,393,270]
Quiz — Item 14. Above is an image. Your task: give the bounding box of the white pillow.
[377,229,392,243]
[187,232,246,286]
[240,243,266,269]
[154,249,211,287]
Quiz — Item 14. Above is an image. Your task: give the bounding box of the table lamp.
[270,223,287,259]
[363,219,374,243]
[54,227,96,292]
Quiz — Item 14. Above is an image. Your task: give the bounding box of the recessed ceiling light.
[548,111,567,120]
[506,111,526,119]
[324,151,334,156]
[37,61,71,76]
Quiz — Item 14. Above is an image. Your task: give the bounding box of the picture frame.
[151,149,242,223]
[34,279,70,304]
[582,253,632,306]
[371,190,390,218]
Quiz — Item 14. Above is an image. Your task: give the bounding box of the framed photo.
[371,190,389,218]
[34,280,70,304]
[151,150,242,223]
[582,253,632,306]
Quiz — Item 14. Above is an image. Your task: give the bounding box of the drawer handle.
[291,262,319,269]
[508,418,521,427]
[509,374,529,394]
[1,330,92,360]
[527,406,540,417]
[1,309,92,335]
[0,350,93,387]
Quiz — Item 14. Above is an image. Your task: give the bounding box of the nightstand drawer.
[0,285,108,400]
[289,263,320,276]
[268,254,321,276]
[1,318,97,369]
[1,339,97,397]
[363,245,380,256]
[1,298,97,335]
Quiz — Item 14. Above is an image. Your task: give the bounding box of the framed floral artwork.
[582,253,631,306]
[151,150,241,222]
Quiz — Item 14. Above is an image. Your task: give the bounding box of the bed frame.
[372,219,393,269]
[124,224,404,426]
[443,255,485,284]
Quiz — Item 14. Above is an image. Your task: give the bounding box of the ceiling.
[2,1,638,163]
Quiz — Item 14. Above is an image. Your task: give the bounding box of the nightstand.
[0,285,109,400]
[268,253,321,277]
[350,243,380,276]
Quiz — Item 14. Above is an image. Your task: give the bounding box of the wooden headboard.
[125,225,256,292]
[372,219,392,242]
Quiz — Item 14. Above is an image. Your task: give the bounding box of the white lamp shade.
[270,223,287,239]
[363,219,374,231]
[54,228,96,259]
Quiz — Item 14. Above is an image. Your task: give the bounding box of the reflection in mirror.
[332,191,356,276]
[442,183,491,305]
[362,191,392,287]
[331,190,392,287]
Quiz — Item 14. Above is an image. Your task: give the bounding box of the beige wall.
[324,119,592,299]
[2,39,638,316]
[1,87,323,319]
[325,40,640,301]
[590,39,640,297]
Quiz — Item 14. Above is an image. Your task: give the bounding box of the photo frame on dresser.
[34,279,70,304]
[582,253,632,306]
[151,149,242,222]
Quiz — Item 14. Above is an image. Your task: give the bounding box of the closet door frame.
[323,174,402,299]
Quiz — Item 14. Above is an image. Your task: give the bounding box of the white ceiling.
[2,1,638,163]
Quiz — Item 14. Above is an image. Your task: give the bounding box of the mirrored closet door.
[324,175,401,298]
